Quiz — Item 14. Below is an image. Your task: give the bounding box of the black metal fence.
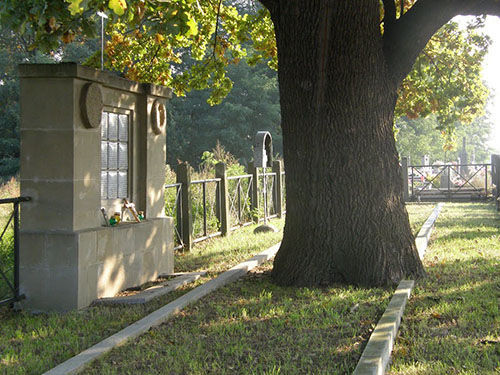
[165,161,285,251]
[0,197,30,307]
[228,174,254,230]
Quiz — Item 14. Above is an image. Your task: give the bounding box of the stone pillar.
[177,162,192,251]
[401,157,409,202]
[215,162,230,236]
[272,160,283,218]
[19,63,174,311]
[248,161,260,223]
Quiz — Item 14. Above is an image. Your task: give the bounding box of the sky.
[482,16,500,153]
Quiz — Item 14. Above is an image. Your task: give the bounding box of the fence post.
[492,155,500,210]
[272,160,283,218]
[177,162,192,251]
[215,162,230,236]
[401,157,409,202]
[248,161,260,223]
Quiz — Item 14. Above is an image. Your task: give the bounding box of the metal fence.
[166,161,285,251]
[228,174,254,230]
[405,162,492,201]
[191,178,222,243]
[259,169,278,220]
[164,182,183,251]
[0,197,30,307]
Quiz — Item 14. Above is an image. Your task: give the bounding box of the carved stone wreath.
[151,99,167,135]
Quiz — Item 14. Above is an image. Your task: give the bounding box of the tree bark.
[269,0,425,286]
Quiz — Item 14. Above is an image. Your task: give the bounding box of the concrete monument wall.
[19,63,174,311]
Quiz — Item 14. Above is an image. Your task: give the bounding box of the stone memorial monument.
[18,63,174,311]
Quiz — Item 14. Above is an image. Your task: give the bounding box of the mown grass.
[389,203,500,375]
[0,203,433,374]
[405,202,436,235]
[0,218,284,375]
[83,264,392,375]
[80,207,431,375]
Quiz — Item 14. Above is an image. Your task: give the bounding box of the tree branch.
[258,0,279,14]
[382,0,397,26]
[384,0,500,87]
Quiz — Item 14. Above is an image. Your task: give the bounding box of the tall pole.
[97,11,108,70]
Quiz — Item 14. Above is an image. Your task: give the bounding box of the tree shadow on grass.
[85,268,394,375]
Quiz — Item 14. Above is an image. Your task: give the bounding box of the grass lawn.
[405,202,437,235]
[80,206,432,375]
[388,203,500,375]
[0,203,434,374]
[0,219,284,375]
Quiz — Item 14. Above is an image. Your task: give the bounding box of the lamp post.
[97,11,108,70]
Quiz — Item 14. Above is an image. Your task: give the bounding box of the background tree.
[2,0,500,287]
[167,60,281,167]
[396,18,490,151]
[0,25,98,180]
[0,28,53,179]
[396,115,493,164]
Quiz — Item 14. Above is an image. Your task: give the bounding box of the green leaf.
[66,0,83,16]
[108,0,127,16]
[186,17,198,37]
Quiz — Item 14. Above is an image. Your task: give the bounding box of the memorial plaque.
[107,171,118,199]
[118,114,128,141]
[118,171,128,198]
[119,143,128,169]
[101,172,108,199]
[108,113,118,141]
[108,143,118,169]
[101,141,108,169]
[101,112,108,139]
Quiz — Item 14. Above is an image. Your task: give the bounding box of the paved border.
[92,272,206,305]
[415,203,443,258]
[353,203,443,375]
[44,243,281,375]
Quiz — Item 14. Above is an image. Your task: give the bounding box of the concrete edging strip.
[415,202,443,259]
[353,280,414,375]
[92,272,207,305]
[44,243,281,375]
[353,203,443,375]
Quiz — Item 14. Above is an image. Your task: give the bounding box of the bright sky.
[482,16,500,153]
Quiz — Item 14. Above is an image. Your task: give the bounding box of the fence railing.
[228,174,254,230]
[0,196,30,307]
[401,157,493,202]
[166,160,285,251]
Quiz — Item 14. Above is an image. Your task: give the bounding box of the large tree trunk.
[268,0,425,286]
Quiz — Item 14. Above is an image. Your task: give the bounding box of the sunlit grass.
[0,203,438,375]
[388,203,500,375]
[0,218,284,375]
[405,202,437,235]
[83,262,393,375]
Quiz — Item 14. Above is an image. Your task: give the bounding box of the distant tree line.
[0,24,493,180]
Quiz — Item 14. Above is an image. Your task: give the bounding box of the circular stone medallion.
[81,83,103,129]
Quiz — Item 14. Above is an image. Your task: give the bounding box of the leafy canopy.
[0,0,490,121]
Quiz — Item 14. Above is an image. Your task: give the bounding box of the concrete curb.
[353,203,443,375]
[415,203,443,259]
[44,243,281,375]
[353,280,414,375]
[92,272,206,305]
